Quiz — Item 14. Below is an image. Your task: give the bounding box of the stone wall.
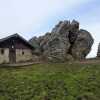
[0,48,9,64]
[16,49,33,63]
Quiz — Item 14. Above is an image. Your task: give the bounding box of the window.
[22,51,24,55]
[1,49,4,55]
[12,45,14,49]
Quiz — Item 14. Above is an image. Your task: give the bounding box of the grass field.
[0,62,100,100]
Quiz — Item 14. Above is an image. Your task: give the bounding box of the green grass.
[0,62,100,100]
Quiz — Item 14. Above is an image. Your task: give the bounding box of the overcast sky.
[0,0,99,58]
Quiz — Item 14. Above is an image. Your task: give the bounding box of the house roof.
[0,33,34,49]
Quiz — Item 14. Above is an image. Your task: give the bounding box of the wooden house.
[0,34,34,64]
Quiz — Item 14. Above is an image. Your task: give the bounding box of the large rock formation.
[97,43,100,57]
[29,20,94,62]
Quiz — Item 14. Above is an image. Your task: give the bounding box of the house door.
[9,49,16,63]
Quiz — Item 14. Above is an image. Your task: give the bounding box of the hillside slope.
[0,62,100,100]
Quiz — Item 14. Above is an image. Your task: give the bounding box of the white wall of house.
[0,48,33,64]
[0,48,9,64]
[16,49,33,63]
